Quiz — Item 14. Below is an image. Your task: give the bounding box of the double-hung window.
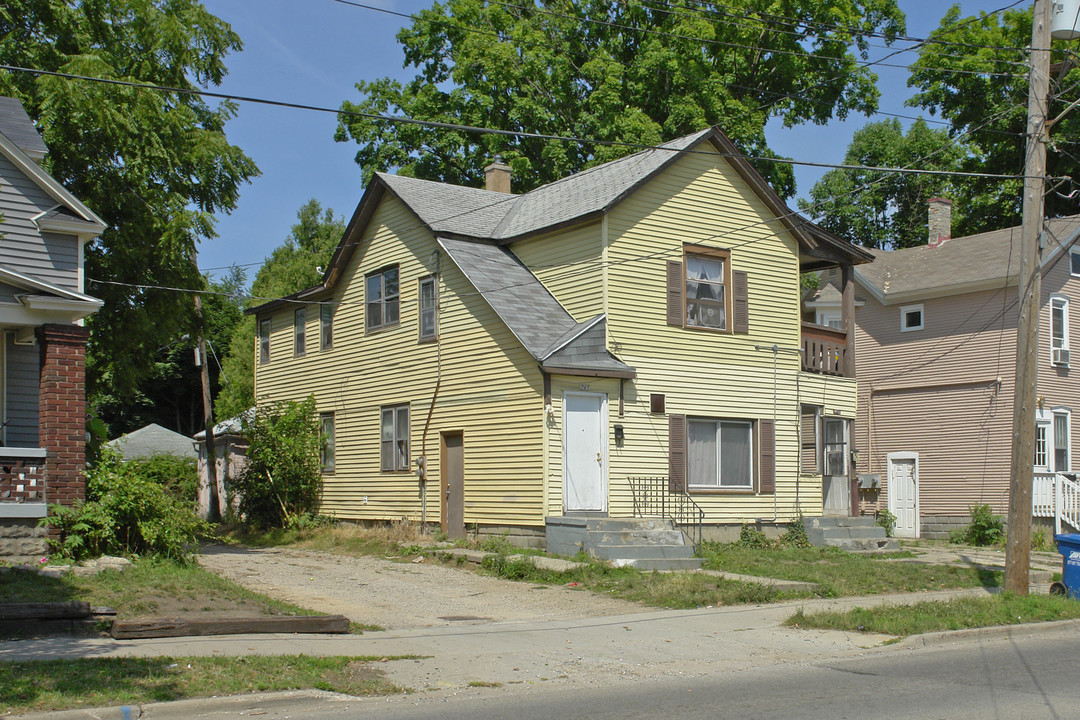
[687,419,753,489]
[380,404,410,472]
[419,276,437,341]
[320,413,335,473]
[685,249,730,330]
[294,308,306,356]
[259,318,271,364]
[1051,296,1069,365]
[1054,411,1070,472]
[366,266,400,331]
[321,304,333,350]
[1035,421,1049,470]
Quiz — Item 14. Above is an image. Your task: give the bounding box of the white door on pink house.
[888,453,919,538]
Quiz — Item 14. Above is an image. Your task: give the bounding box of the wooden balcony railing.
[801,322,850,377]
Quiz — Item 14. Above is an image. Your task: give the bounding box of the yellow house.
[249,127,871,547]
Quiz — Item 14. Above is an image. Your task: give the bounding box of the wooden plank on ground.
[110,614,350,639]
[0,601,91,620]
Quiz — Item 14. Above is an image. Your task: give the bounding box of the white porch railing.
[1033,472,1080,534]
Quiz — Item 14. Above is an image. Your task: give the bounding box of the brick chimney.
[484,155,512,193]
[928,197,953,248]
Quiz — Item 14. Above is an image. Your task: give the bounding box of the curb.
[11,689,356,720]
[899,618,1080,648]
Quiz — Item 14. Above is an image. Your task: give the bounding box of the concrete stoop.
[804,516,899,553]
[545,516,703,570]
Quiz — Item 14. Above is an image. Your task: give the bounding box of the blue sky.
[197,0,1019,279]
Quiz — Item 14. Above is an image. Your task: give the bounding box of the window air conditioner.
[1053,348,1071,366]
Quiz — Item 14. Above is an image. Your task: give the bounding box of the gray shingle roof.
[542,317,634,375]
[37,206,104,230]
[857,216,1080,300]
[437,236,578,358]
[106,423,197,461]
[381,129,712,243]
[0,97,48,159]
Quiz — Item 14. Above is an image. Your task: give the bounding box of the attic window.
[900,304,924,332]
[1072,248,1080,277]
[366,266,400,332]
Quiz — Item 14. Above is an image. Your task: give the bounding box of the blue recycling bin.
[1051,534,1080,599]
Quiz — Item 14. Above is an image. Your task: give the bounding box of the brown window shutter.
[759,419,775,494]
[666,261,683,326]
[668,414,686,492]
[733,270,749,333]
[800,406,819,474]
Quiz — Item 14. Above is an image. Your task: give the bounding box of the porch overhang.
[539,364,637,379]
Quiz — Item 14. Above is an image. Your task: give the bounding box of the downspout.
[419,251,442,531]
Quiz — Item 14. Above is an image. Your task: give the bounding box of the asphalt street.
[271,630,1080,720]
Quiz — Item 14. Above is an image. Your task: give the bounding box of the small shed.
[193,411,251,520]
[106,423,197,462]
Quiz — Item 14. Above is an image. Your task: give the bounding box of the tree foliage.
[232,396,324,529]
[907,5,1080,234]
[0,0,258,401]
[216,201,344,421]
[801,118,966,249]
[337,0,905,198]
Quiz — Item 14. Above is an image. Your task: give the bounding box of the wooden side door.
[441,431,465,539]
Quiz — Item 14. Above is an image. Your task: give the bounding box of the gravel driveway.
[199,544,648,630]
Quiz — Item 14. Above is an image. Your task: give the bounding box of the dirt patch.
[198,544,649,630]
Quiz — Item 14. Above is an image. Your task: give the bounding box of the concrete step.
[804,516,880,530]
[586,529,688,546]
[806,527,888,544]
[590,543,697,561]
[609,557,704,571]
[824,537,901,552]
[586,517,675,532]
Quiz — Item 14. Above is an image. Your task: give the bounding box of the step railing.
[1032,471,1080,534]
[627,476,705,551]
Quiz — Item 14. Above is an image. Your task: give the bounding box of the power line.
[0,64,1031,180]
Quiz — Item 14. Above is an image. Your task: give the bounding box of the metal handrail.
[628,476,705,551]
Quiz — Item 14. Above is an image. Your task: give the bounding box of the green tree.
[232,396,323,529]
[337,0,905,199]
[0,0,259,401]
[907,4,1080,234]
[216,201,344,420]
[801,118,967,249]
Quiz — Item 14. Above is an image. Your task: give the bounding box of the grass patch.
[467,680,503,688]
[225,520,423,558]
[0,557,324,623]
[786,593,1080,637]
[700,542,1001,596]
[0,655,414,715]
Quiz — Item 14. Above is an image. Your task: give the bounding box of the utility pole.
[191,251,221,523]
[1005,0,1052,594]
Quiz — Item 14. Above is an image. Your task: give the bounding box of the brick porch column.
[36,324,90,508]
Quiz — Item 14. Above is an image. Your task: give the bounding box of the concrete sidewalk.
[9,586,1080,720]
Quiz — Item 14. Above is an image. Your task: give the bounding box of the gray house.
[0,97,105,561]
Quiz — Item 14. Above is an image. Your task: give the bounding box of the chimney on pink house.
[928,197,952,248]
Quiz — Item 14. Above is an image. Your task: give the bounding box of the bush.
[132,454,199,507]
[738,524,771,549]
[43,449,211,563]
[232,397,323,529]
[950,503,1005,546]
[779,518,812,548]
[875,509,897,537]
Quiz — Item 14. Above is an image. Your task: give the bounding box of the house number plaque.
[579,384,590,391]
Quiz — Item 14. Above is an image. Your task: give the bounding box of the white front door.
[563,392,606,512]
[888,453,919,538]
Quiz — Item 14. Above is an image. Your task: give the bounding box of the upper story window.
[1054,410,1070,471]
[1071,248,1080,276]
[685,250,730,330]
[320,303,333,350]
[366,266,400,332]
[419,276,437,341]
[900,303,924,332]
[1051,295,1070,366]
[259,317,271,364]
[294,307,306,357]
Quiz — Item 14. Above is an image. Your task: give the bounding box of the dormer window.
[900,304,924,332]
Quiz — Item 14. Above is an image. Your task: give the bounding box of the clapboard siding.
[0,155,80,290]
[512,221,603,322]
[855,284,1018,517]
[5,335,39,447]
[254,195,545,528]
[595,142,854,523]
[1039,247,1080,467]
